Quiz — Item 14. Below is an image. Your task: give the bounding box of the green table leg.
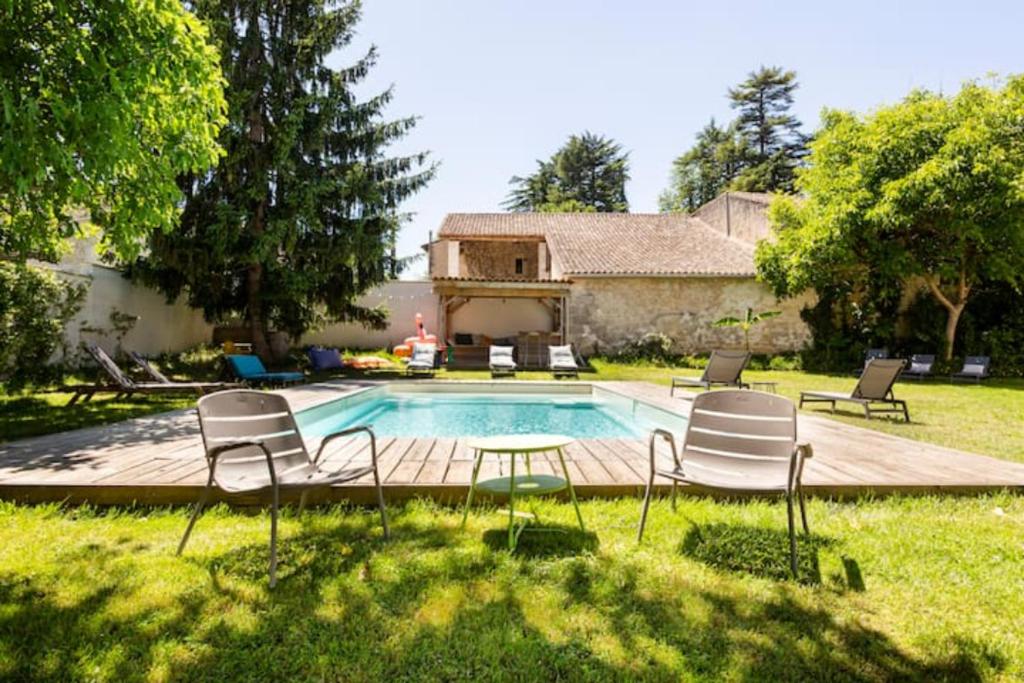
[507,451,517,550]
[556,447,585,532]
[461,448,485,529]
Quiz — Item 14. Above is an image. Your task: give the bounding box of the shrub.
[0,263,85,389]
[607,332,678,365]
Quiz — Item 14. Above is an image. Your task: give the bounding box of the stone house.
[428,192,812,365]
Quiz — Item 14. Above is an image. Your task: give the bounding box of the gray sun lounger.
[406,342,437,376]
[489,345,517,377]
[800,358,909,422]
[637,390,813,577]
[177,390,389,587]
[670,350,751,396]
[548,345,579,378]
[65,344,236,405]
[950,355,991,383]
[901,354,935,381]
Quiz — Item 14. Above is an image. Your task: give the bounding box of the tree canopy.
[132,0,433,359]
[505,132,629,212]
[0,0,226,262]
[756,76,1024,360]
[660,66,806,212]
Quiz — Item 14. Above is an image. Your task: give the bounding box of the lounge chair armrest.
[648,428,680,473]
[315,425,378,466]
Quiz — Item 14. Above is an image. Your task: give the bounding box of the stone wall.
[459,240,539,279]
[567,276,813,355]
[692,192,773,245]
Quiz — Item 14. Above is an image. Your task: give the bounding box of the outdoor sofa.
[548,345,580,378]
[406,343,437,376]
[489,345,517,377]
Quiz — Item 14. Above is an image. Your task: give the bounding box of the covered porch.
[434,278,572,369]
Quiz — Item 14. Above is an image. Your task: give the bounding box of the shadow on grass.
[481,524,599,558]
[680,522,835,584]
[0,509,1001,681]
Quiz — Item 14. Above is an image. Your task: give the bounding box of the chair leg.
[671,480,678,512]
[786,492,798,578]
[372,464,390,539]
[268,483,280,588]
[297,489,310,514]
[637,471,656,542]
[798,485,809,535]
[902,402,910,423]
[177,476,214,555]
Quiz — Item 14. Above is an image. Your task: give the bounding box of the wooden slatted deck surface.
[1,380,1022,505]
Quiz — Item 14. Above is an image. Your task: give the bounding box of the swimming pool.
[297,384,686,440]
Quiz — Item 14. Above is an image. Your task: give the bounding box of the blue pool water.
[299,391,680,439]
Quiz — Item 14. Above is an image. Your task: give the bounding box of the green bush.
[0,263,85,389]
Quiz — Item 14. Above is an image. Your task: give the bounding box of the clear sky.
[336,0,1024,275]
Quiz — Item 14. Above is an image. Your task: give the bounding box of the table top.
[466,433,575,453]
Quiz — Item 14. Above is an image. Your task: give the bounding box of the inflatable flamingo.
[395,312,437,357]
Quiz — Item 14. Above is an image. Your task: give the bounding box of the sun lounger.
[548,345,579,378]
[176,390,389,587]
[65,344,235,405]
[950,356,991,383]
[489,345,517,377]
[637,390,813,577]
[800,358,909,421]
[406,343,437,376]
[226,354,304,387]
[670,350,751,396]
[901,354,935,381]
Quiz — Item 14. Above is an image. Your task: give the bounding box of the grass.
[3,356,1024,464]
[0,495,1021,681]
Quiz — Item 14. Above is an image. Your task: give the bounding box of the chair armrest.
[314,425,377,466]
[789,442,813,489]
[797,442,813,459]
[648,428,680,474]
[207,440,277,488]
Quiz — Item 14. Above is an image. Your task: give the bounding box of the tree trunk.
[924,272,970,362]
[247,261,270,360]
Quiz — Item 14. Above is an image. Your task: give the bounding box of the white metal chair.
[489,345,517,377]
[177,389,389,587]
[637,390,813,577]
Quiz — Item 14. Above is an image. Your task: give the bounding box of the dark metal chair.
[951,356,991,383]
[901,354,935,381]
[637,390,813,577]
[177,389,389,587]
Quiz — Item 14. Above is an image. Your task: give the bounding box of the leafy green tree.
[133,0,434,359]
[659,119,738,212]
[728,66,807,192]
[713,308,781,351]
[757,76,1024,360]
[0,0,226,262]
[505,132,629,212]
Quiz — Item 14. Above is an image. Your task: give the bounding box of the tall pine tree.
[728,66,806,192]
[132,0,433,359]
[658,119,733,212]
[504,132,629,212]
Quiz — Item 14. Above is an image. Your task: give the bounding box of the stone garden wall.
[567,276,812,355]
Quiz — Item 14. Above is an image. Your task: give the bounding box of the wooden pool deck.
[1,380,1022,506]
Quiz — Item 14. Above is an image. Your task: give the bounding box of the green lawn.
[4,360,1024,463]
[0,495,1021,681]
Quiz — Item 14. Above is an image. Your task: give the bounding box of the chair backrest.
[490,345,515,363]
[129,351,170,383]
[960,356,991,377]
[196,390,311,488]
[549,345,577,367]
[865,348,889,361]
[853,358,905,399]
[411,343,436,365]
[227,354,267,379]
[702,350,751,384]
[84,343,135,389]
[683,390,797,489]
[307,346,344,371]
[908,354,935,374]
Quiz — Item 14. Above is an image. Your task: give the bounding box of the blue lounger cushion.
[227,355,304,383]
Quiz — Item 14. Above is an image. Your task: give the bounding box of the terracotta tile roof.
[438,213,756,277]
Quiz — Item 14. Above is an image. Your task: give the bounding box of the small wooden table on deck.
[460,434,585,550]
